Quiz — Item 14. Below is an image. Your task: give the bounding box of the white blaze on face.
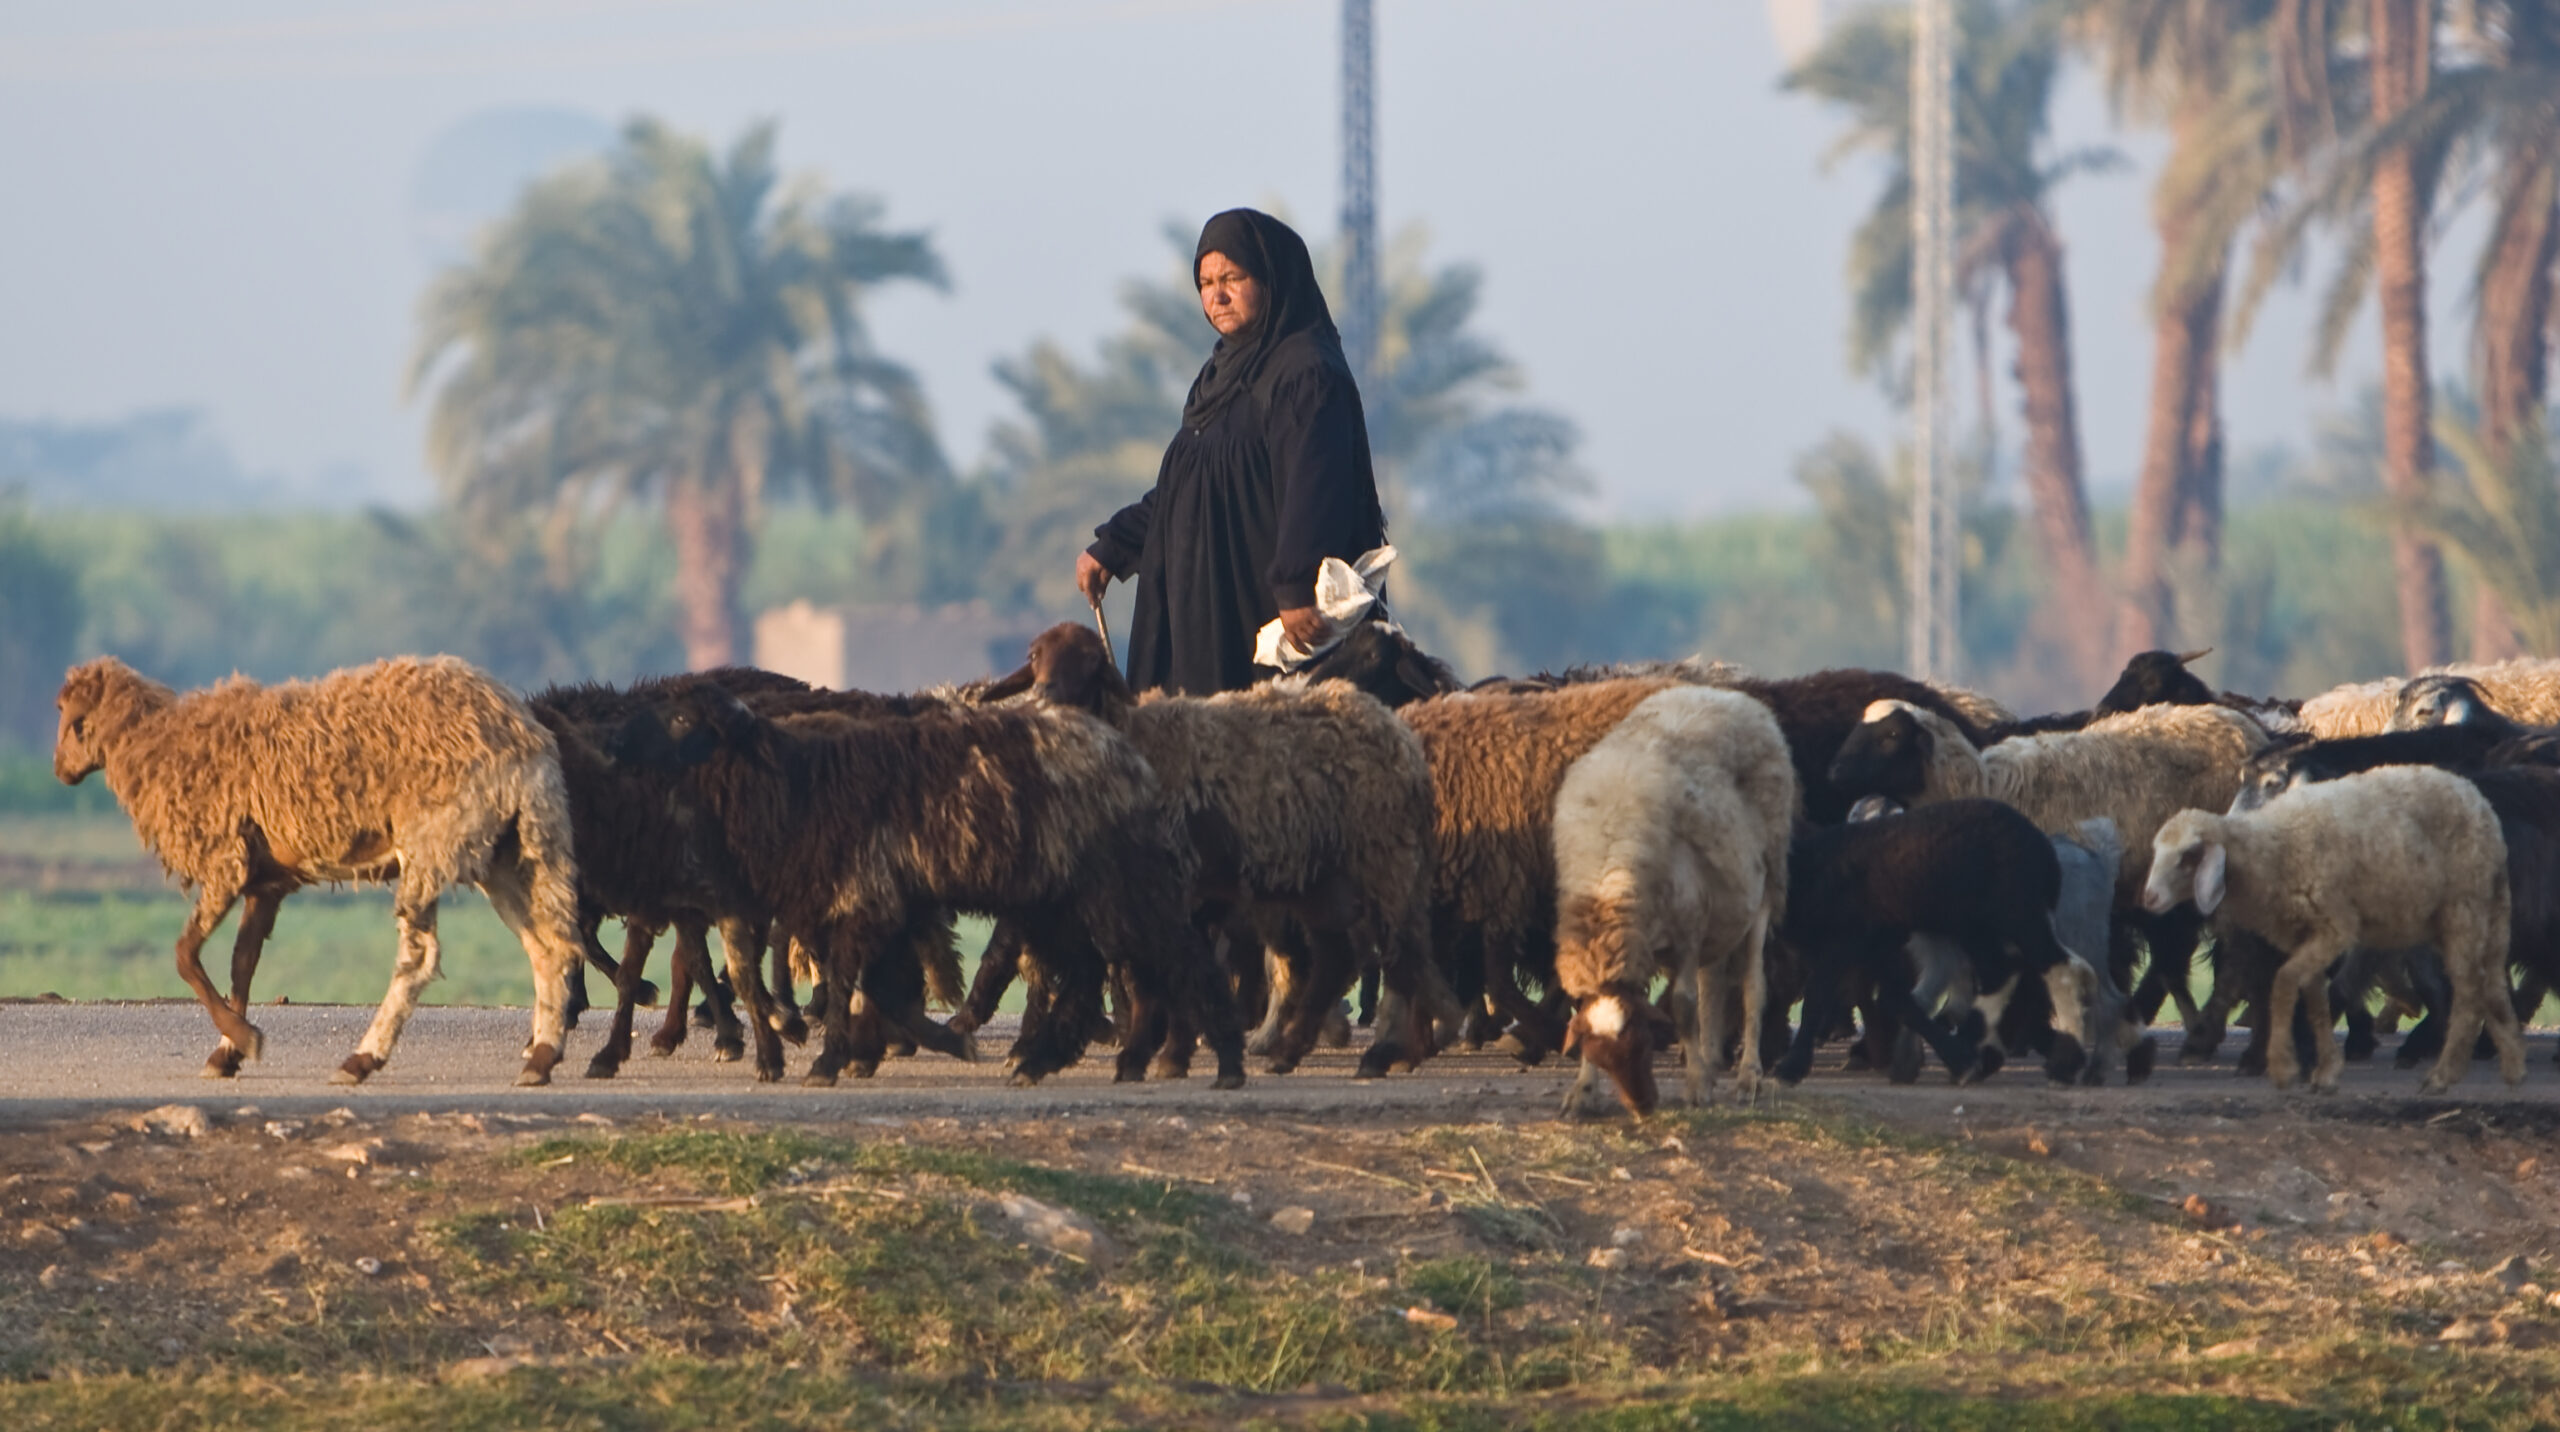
[1582,995,1634,1039]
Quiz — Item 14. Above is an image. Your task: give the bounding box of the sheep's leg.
[2422,910,2528,1094]
[583,920,661,1079]
[338,894,443,1085]
[650,918,716,1058]
[1267,921,1360,1075]
[202,887,285,1078]
[1484,934,1560,1066]
[1877,977,1982,1084]
[770,935,810,1047]
[174,883,261,1073]
[1246,944,1294,1057]
[1734,915,1770,1100]
[2261,937,2340,1093]
[804,922,873,1087]
[1686,955,1722,1108]
[720,919,788,1083]
[1772,962,1838,1087]
[1007,909,1105,1084]
[954,919,1027,1038]
[2301,964,2344,1093]
[1356,903,1445,1078]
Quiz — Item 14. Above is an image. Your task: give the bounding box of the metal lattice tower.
[1339,0,1380,384]
[1908,0,1960,680]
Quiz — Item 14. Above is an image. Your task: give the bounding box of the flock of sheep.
[46,623,2560,1115]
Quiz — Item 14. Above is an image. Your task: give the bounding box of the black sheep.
[1774,799,2085,1087]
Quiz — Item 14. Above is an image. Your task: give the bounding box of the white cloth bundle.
[1254,544,1398,671]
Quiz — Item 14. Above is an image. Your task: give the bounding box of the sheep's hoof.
[946,1011,981,1037]
[777,1015,809,1047]
[2043,1034,2087,1087]
[1263,1055,1300,1076]
[753,1063,785,1084]
[630,978,661,1008]
[1244,1028,1279,1057]
[885,1038,917,1059]
[1008,1069,1046,1088]
[202,1045,245,1079]
[1149,1056,1191,1081]
[2123,1037,2158,1083]
[333,1052,385,1086]
[582,1054,622,1080]
[1212,1069,1247,1091]
[1772,1060,1810,1088]
[1320,1002,1353,1048]
[1887,1031,1924,1085]
[712,1037,744,1063]
[2417,1074,2453,1096]
[2176,1036,2221,1066]
[691,1001,718,1030]
[848,1061,879,1080]
[802,1068,839,1088]
[1842,1042,1876,1072]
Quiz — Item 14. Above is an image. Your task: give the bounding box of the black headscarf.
[1180,209,1347,431]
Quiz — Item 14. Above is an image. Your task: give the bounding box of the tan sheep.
[1553,685,1796,1115]
[2299,657,2560,738]
[53,655,586,1086]
[2142,765,2525,1095]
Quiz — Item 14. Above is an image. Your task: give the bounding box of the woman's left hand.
[1278,606,1329,648]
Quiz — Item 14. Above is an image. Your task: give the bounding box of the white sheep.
[1551,685,1796,1115]
[2142,764,2527,1094]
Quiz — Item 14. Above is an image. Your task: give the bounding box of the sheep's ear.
[979,662,1035,702]
[2193,842,2227,916]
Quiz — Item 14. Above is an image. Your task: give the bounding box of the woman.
[1076,208,1386,695]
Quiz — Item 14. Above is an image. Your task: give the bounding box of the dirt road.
[6,999,2558,1130]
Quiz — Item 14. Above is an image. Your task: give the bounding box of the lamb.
[983,623,1440,1076]
[1773,799,2094,1086]
[2299,658,2560,738]
[52,655,587,1086]
[1850,802,2149,1084]
[618,686,1246,1088]
[1551,685,1795,1115]
[1826,697,2269,1053]
[1397,677,1677,1065]
[1290,622,1466,709]
[2142,764,2527,1093]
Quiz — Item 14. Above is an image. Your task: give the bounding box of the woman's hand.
[1075,551,1113,604]
[1278,606,1329,649]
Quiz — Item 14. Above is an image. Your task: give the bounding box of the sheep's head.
[1292,624,1460,709]
[2144,811,2228,916]
[2095,648,2215,714]
[2392,674,2500,731]
[2228,741,2317,814]
[1828,702,1932,804]
[1565,984,1658,1117]
[53,657,141,785]
[984,623,1133,723]
[608,688,760,772]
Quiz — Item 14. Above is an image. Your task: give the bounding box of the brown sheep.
[53,655,587,1086]
[988,623,1442,1076]
[1402,678,1675,1064]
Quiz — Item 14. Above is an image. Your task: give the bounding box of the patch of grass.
[1405,1257,1525,1315]
[1,1355,2552,1431]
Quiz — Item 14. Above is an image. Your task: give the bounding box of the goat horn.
[2175,648,2214,664]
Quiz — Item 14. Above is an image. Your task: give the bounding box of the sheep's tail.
[513,757,585,961]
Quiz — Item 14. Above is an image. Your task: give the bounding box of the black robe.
[1089,331,1386,695]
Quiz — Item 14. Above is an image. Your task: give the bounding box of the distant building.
[752,599,1040,693]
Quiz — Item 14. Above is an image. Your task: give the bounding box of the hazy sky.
[0,0,2484,518]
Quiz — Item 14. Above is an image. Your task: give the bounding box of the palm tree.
[1788,0,2118,686]
[2075,0,2285,654]
[410,118,948,669]
[2412,411,2560,653]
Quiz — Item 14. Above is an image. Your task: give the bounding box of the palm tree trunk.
[2472,161,2556,658]
[2371,0,2453,669]
[2174,304,2225,573]
[2119,140,2228,655]
[666,472,748,670]
[2003,216,2108,685]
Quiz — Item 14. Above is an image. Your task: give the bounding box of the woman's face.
[1197,250,1261,336]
